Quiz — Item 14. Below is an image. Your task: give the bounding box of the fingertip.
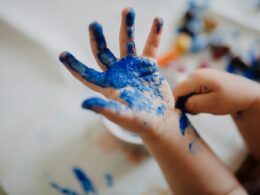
[154,17,164,34]
[88,21,102,33]
[122,7,135,17]
[82,97,107,110]
[59,51,71,62]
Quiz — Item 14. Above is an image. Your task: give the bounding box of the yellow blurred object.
[204,17,217,32]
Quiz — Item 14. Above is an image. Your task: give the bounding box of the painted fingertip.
[125,8,135,38]
[82,97,107,110]
[89,21,107,52]
[59,51,71,62]
[175,92,196,112]
[126,8,135,26]
[89,21,102,33]
[59,51,87,74]
[154,17,164,34]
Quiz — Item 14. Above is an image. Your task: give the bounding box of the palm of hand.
[60,8,175,135]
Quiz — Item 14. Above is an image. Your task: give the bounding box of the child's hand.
[174,69,260,114]
[59,8,175,140]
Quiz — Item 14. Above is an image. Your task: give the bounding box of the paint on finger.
[59,51,108,87]
[155,18,164,34]
[127,41,135,55]
[89,22,117,67]
[126,8,135,39]
[82,97,124,113]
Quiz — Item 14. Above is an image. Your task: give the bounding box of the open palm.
[60,8,175,137]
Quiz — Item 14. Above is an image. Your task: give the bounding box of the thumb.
[185,93,217,114]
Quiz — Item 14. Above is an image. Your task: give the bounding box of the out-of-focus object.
[102,118,143,145]
[158,33,191,66]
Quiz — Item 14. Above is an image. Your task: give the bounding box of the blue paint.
[73,167,97,194]
[60,52,106,86]
[61,45,167,116]
[51,182,79,195]
[127,41,135,55]
[89,22,116,67]
[82,97,123,113]
[51,167,97,195]
[175,93,196,112]
[105,173,114,187]
[60,53,167,116]
[126,8,135,38]
[97,49,117,67]
[156,104,166,116]
[155,18,164,33]
[188,141,193,153]
[179,112,189,135]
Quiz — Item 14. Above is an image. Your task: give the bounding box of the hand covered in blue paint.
[60,8,175,139]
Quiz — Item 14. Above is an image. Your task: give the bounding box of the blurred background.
[0,0,259,194]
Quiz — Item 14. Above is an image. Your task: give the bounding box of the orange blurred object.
[158,33,191,67]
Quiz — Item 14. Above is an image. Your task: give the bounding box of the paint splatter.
[73,167,97,194]
[51,182,79,195]
[179,112,189,135]
[51,167,97,195]
[105,173,114,187]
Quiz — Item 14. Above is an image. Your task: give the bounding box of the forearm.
[232,95,260,160]
[141,109,247,195]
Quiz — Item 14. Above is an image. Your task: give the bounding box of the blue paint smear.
[51,167,97,195]
[179,112,189,135]
[126,8,135,38]
[127,41,135,55]
[61,52,167,116]
[59,52,106,87]
[73,167,97,194]
[51,182,79,195]
[156,104,166,116]
[89,22,116,67]
[188,142,193,152]
[82,97,123,113]
[105,173,114,187]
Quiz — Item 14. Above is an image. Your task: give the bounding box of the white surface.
[0,0,257,194]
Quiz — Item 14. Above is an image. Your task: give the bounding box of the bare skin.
[174,69,260,160]
[60,8,247,195]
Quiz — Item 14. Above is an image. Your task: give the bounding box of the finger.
[89,22,117,70]
[82,97,134,125]
[59,51,109,89]
[173,77,210,100]
[120,7,137,57]
[143,17,164,58]
[185,93,218,114]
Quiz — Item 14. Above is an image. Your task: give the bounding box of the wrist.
[139,109,181,145]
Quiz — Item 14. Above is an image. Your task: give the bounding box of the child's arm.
[174,69,260,160]
[59,8,246,194]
